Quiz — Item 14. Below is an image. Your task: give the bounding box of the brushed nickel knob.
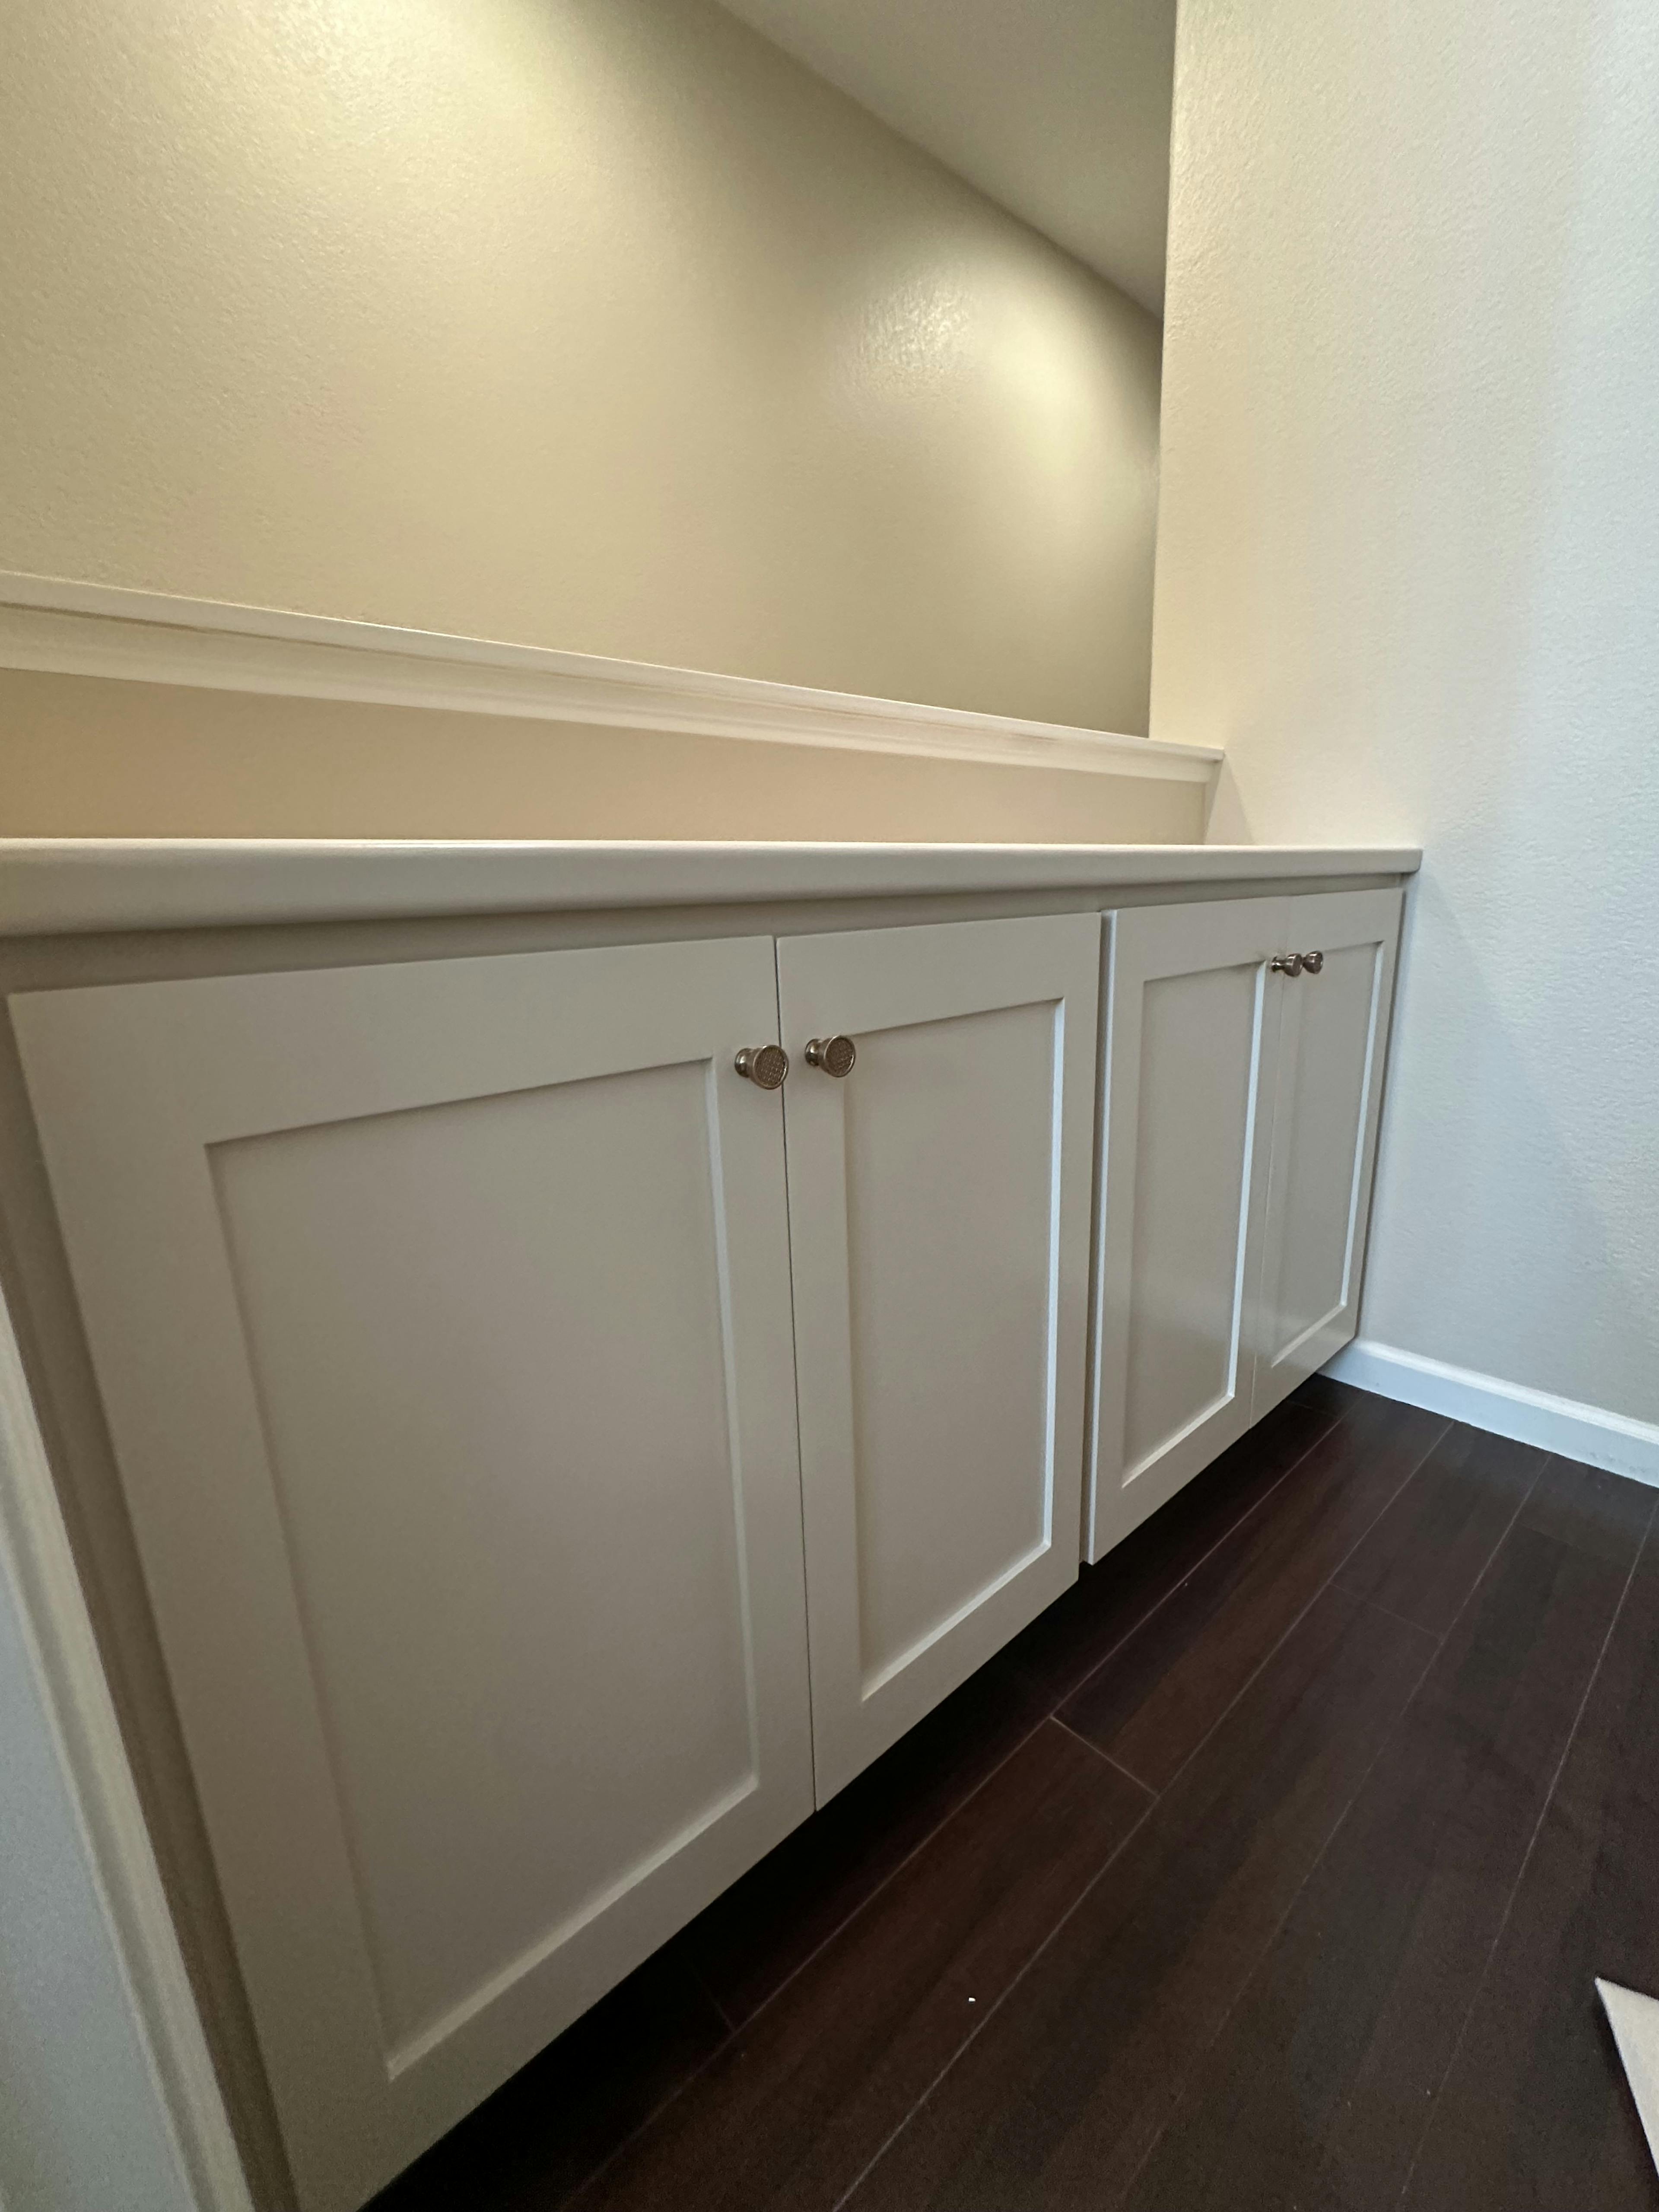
[1300,949,1325,975]
[1270,953,1304,977]
[804,1034,857,1078]
[734,1043,789,1090]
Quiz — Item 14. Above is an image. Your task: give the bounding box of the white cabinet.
[13,940,815,2212]
[777,916,1099,1799]
[7,874,1405,2212]
[1087,887,1401,1562]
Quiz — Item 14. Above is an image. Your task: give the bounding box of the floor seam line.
[1313,1414,1455,1598]
[1390,1486,1659,2210]
[1049,1403,1345,1712]
[1354,1439,1552,1755]
[1348,1592,1448,1637]
[673,1696,1056,2040]
[1048,1712,1158,1796]
[825,1777,1169,2212]
[1112,1611,1446,2206]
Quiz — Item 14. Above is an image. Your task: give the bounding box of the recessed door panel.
[1122,962,1263,1475]
[779,916,1098,1801]
[843,1000,1057,1691]
[14,939,811,2212]
[1254,889,1402,1414]
[211,1065,753,2064]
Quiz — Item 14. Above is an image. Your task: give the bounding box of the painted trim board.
[1325,1338,1659,1489]
[1598,1981,1659,2175]
[0,572,1220,785]
[0,839,1422,938]
[0,1283,254,2211]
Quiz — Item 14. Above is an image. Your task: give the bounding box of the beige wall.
[0,0,1162,740]
[1153,0,1659,1423]
[0,671,1203,844]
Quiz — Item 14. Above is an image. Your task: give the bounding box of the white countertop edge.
[0,840,1422,938]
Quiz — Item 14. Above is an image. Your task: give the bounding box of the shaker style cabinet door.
[1088,897,1289,1562]
[1252,887,1403,1417]
[777,915,1100,1801]
[14,941,814,2212]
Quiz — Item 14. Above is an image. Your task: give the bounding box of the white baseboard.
[1324,1338,1659,1490]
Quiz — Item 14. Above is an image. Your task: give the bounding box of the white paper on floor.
[1597,1978,1659,2173]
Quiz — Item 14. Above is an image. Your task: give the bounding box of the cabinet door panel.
[779,916,1098,1800]
[1089,898,1286,1561]
[14,941,812,2212]
[1253,887,1402,1415]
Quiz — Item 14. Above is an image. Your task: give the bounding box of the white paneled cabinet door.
[1252,887,1403,1417]
[778,915,1099,1801]
[1088,897,1288,1562]
[14,941,814,2212]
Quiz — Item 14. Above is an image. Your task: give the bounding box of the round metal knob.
[1300,949,1325,975]
[804,1034,857,1078]
[1270,953,1305,977]
[734,1043,789,1090]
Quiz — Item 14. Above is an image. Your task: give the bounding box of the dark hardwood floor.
[371,1381,1659,2212]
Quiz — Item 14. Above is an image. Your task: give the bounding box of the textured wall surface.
[1153,0,1659,1419]
[715,0,1176,312]
[0,1541,192,2212]
[0,0,1161,736]
[0,670,1204,843]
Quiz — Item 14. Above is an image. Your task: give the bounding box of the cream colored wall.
[0,671,1203,844]
[0,0,1163,741]
[1152,0,1659,1425]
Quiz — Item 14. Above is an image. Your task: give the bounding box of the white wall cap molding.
[1326,1338,1659,1490]
[0,572,1220,784]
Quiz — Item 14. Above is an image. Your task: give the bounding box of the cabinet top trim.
[0,839,1422,939]
[0,570,1219,785]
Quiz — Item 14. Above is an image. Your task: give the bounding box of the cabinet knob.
[1270,953,1305,977]
[804,1034,857,1078]
[1300,949,1325,975]
[734,1044,790,1090]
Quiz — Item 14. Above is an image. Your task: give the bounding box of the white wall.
[0,0,1162,738]
[0,1541,193,2212]
[1152,0,1659,1429]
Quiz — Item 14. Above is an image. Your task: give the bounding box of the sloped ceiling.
[715,0,1175,315]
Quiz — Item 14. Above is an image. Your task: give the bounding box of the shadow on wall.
[1165,0,1659,1428]
[1362,864,1659,1427]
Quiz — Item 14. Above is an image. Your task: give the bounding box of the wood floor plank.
[1290,1372,1370,1423]
[1119,1454,1655,2212]
[1002,1390,1342,1710]
[1057,1394,1447,1789]
[367,1946,728,2212]
[1403,1494,1659,2212]
[839,1588,1437,2212]
[575,1721,1149,2212]
[678,1649,1047,2029]
[1334,1421,1546,1632]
